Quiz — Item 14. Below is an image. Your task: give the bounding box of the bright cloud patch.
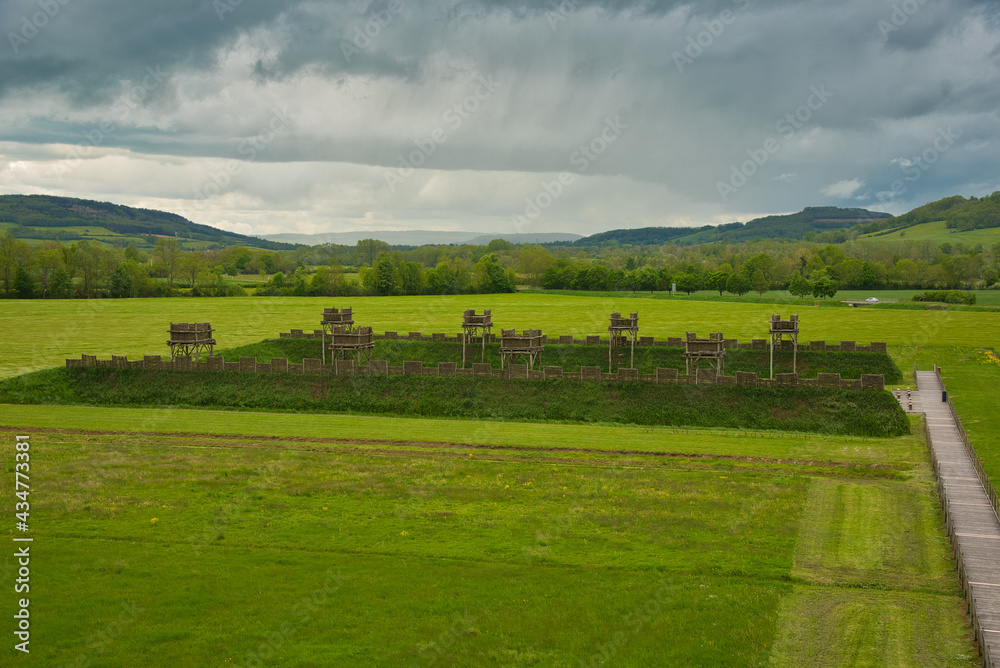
[821,179,865,199]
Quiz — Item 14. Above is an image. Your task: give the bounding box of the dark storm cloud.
[0,0,997,233]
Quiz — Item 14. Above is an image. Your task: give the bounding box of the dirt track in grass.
[12,425,904,472]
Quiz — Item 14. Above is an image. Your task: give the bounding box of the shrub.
[190,283,248,297]
[912,290,976,305]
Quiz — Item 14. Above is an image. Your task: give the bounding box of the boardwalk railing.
[930,446,994,667]
[934,365,1000,521]
[927,365,998,668]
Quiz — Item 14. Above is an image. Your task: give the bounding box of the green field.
[530,288,1000,310]
[893,345,1000,485]
[6,224,153,248]
[861,219,1000,246]
[6,224,274,251]
[2,294,998,380]
[0,293,993,665]
[0,413,976,666]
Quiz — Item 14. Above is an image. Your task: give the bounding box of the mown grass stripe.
[0,403,923,468]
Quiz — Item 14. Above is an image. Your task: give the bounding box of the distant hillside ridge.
[0,194,299,250]
[567,206,892,247]
[263,230,482,246]
[859,192,1000,236]
[263,230,584,246]
[467,232,583,245]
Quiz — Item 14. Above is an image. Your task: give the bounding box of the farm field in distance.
[1,292,997,665]
[860,219,1000,246]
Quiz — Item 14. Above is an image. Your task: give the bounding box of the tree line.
[1,228,998,299]
[254,252,516,297]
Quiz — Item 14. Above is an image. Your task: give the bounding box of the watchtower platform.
[684,332,725,377]
[330,325,375,367]
[769,314,799,379]
[500,328,544,377]
[167,323,216,361]
[462,309,493,367]
[321,307,355,364]
[609,312,638,371]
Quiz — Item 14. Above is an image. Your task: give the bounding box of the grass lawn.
[0,413,976,666]
[833,288,1000,306]
[0,292,991,665]
[0,404,927,468]
[527,288,1000,308]
[892,344,1000,488]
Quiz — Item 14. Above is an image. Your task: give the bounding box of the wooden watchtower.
[329,325,375,367]
[321,307,355,364]
[609,312,638,371]
[769,314,799,379]
[684,332,725,377]
[167,323,216,361]
[461,309,492,368]
[499,329,544,377]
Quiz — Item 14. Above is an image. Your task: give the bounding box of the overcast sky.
[1,0,998,237]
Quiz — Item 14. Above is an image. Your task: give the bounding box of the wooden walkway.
[901,371,1000,665]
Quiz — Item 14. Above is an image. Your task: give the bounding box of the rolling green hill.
[563,194,1000,249]
[567,207,891,247]
[860,219,1000,246]
[860,192,1000,238]
[0,194,299,250]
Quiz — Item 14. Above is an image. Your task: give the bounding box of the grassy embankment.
[210,337,903,381]
[0,365,909,436]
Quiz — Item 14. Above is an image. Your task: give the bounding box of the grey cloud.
[0,0,997,235]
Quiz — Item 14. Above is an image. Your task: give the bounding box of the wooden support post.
[769,314,798,380]
[608,312,638,372]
